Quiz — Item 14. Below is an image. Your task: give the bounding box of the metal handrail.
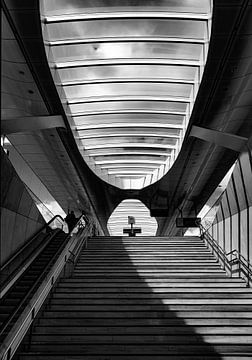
[199,223,252,286]
[0,215,91,360]
[0,230,67,338]
[0,229,62,299]
[226,249,252,270]
[0,215,65,273]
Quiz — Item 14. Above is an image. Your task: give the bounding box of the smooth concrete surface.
[1,148,45,266]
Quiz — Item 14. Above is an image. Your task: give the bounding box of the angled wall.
[1,147,45,266]
[206,145,252,263]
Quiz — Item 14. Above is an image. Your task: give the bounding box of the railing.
[198,223,252,287]
[0,215,65,298]
[0,215,92,360]
[226,249,252,286]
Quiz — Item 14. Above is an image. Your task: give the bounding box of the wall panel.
[205,148,252,266]
[1,147,45,266]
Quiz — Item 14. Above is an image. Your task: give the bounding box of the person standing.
[65,210,78,233]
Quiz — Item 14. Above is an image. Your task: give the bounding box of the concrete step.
[49,298,252,305]
[51,292,252,299]
[27,334,252,344]
[47,304,252,311]
[72,273,228,278]
[74,264,222,269]
[40,310,252,319]
[54,287,250,293]
[59,278,246,286]
[17,354,252,360]
[14,235,252,359]
[18,342,252,355]
[33,325,252,335]
[37,317,252,326]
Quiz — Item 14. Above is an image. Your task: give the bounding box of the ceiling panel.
[40,0,212,190]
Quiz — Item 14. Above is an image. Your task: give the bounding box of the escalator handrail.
[0,214,85,339]
[0,215,65,273]
[0,229,62,299]
[0,230,67,338]
[0,216,91,360]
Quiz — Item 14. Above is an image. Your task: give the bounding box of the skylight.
[40,0,212,190]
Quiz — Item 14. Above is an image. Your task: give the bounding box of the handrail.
[199,222,252,286]
[0,215,91,360]
[226,249,252,271]
[0,229,61,299]
[0,215,65,273]
[0,229,66,339]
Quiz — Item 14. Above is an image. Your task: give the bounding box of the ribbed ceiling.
[40,0,212,190]
[108,199,158,236]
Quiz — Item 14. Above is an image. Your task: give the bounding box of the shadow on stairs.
[15,236,252,359]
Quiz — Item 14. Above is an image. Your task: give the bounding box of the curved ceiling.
[40,0,212,189]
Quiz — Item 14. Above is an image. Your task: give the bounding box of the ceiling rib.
[56,59,201,69]
[47,37,207,46]
[44,12,210,23]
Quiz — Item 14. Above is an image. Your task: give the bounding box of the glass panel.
[249,206,252,261]
[46,19,207,42]
[232,214,239,250]
[222,192,231,219]
[81,136,178,147]
[233,163,247,211]
[224,217,231,253]
[240,208,248,259]
[73,113,185,127]
[43,0,211,16]
[77,127,181,137]
[68,100,189,114]
[58,65,197,82]
[216,208,223,222]
[64,82,193,99]
[227,180,238,216]
[87,149,171,156]
[218,221,224,249]
[51,42,203,62]
[41,0,212,190]
[239,152,252,206]
[90,155,168,162]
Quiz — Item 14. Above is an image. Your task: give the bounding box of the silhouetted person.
[65,210,78,233]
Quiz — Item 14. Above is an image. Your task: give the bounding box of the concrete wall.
[205,148,252,263]
[1,147,45,266]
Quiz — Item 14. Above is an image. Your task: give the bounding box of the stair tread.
[12,235,252,359]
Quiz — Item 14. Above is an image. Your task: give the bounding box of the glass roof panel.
[47,19,207,42]
[51,42,203,63]
[94,158,167,165]
[67,100,189,114]
[41,0,212,190]
[73,113,185,127]
[58,65,197,82]
[81,136,178,146]
[42,0,211,16]
[77,128,181,137]
[64,82,193,99]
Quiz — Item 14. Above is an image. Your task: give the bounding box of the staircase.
[17,236,252,359]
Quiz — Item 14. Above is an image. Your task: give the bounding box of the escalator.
[0,229,68,344]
